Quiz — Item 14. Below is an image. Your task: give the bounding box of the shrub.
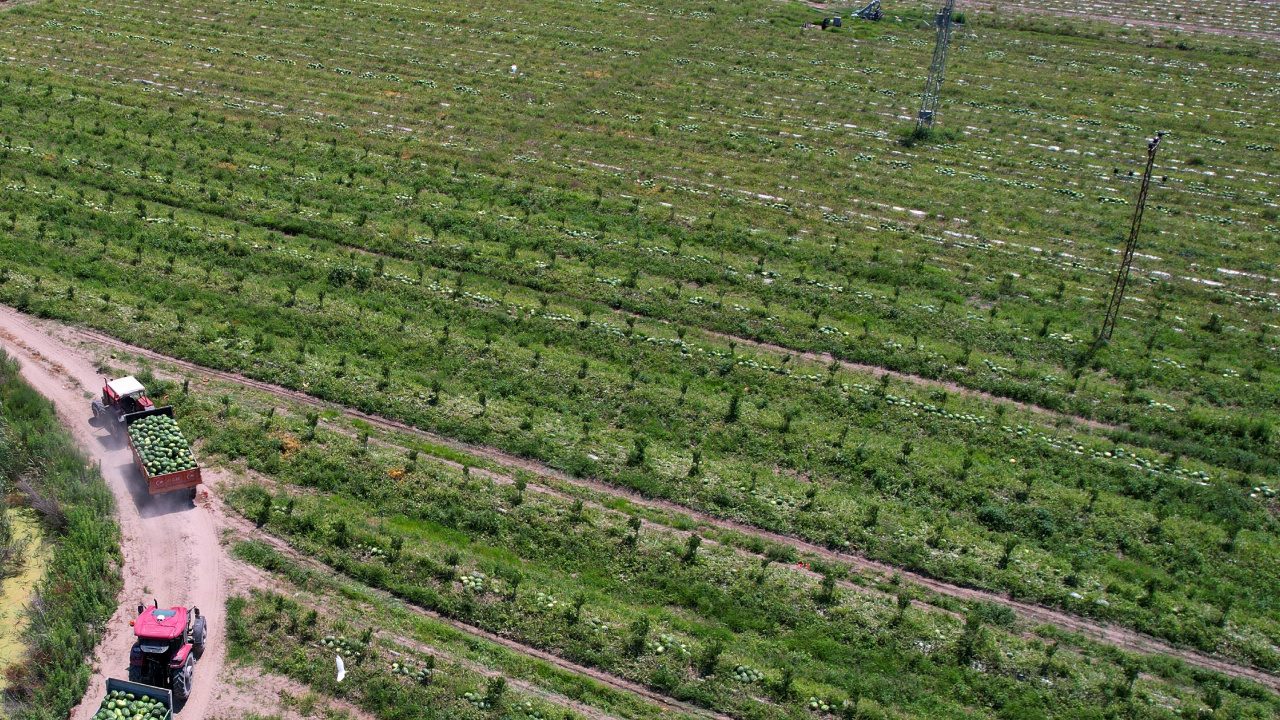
[977,504,1010,531]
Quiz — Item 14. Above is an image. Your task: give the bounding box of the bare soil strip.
[4,306,1274,693]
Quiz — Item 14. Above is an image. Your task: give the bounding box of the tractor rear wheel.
[171,655,194,702]
[192,616,208,657]
[127,664,142,683]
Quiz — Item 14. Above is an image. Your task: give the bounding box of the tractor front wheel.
[171,655,194,702]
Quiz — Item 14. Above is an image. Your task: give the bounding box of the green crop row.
[0,349,122,718]
[215,415,1280,720]
[37,218,1280,672]
[227,587,594,720]
[0,0,1276,453]
[0,0,1278,708]
[127,365,1275,717]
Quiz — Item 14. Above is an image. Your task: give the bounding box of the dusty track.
[4,306,1276,694]
[0,311,227,719]
[0,305,719,719]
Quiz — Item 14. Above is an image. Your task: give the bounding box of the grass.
[226,541,688,720]
[0,0,1278,715]
[186,377,1280,719]
[0,349,122,719]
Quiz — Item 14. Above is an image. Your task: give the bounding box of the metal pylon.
[916,0,956,130]
[855,0,883,21]
[1096,132,1167,347]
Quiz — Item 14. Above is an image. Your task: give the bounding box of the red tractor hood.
[135,606,188,641]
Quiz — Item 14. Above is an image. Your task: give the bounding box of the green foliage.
[626,616,650,658]
[2,0,1280,714]
[0,350,121,718]
[225,589,574,720]
[212,413,1280,719]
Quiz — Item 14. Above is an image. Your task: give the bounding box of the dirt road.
[0,309,227,718]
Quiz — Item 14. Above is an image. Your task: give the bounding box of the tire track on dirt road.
[8,306,1275,694]
[0,311,228,720]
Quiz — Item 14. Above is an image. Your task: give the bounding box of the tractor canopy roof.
[107,376,147,398]
[135,606,187,641]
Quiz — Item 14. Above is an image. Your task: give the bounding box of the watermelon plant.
[5,0,1280,716]
[320,635,364,660]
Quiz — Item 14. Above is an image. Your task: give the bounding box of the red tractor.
[128,601,207,701]
[90,376,202,497]
[91,375,156,431]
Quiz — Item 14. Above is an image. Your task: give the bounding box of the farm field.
[965,0,1280,41]
[38,330,1280,720]
[0,0,1278,717]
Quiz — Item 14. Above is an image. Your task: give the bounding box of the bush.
[969,600,1017,629]
[976,504,1010,531]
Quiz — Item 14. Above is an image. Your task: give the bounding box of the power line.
[1095,131,1167,348]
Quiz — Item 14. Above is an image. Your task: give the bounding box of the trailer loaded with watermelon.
[92,679,173,720]
[90,375,202,498]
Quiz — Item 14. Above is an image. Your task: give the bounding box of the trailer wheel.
[192,616,207,657]
[171,655,194,702]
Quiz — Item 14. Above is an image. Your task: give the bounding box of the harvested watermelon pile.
[128,414,197,475]
[94,689,167,719]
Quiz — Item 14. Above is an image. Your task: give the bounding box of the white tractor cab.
[90,375,156,432]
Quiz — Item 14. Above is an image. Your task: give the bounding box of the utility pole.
[1095,131,1166,349]
[916,0,956,130]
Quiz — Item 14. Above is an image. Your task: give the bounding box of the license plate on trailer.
[150,468,200,494]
